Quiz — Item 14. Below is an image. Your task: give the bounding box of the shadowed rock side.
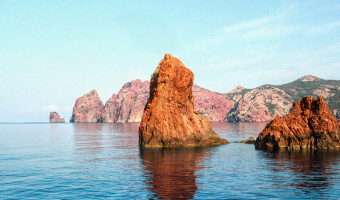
[70,90,104,123]
[49,112,65,123]
[140,147,211,199]
[255,96,340,151]
[139,54,229,148]
[101,79,149,123]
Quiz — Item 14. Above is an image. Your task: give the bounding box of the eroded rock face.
[226,75,340,122]
[255,96,340,151]
[70,90,104,123]
[101,79,149,123]
[193,84,234,121]
[139,54,229,148]
[226,86,293,122]
[49,112,65,123]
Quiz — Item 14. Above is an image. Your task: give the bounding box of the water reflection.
[140,147,212,199]
[262,151,340,195]
[105,123,140,149]
[212,122,267,142]
[73,123,104,154]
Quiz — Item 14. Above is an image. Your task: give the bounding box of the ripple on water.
[0,123,339,199]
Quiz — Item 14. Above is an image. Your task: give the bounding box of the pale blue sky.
[1,0,340,122]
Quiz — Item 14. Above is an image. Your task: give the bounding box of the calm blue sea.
[0,122,339,199]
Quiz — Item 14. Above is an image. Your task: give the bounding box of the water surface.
[0,122,339,199]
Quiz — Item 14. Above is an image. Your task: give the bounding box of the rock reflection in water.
[140,147,211,199]
[105,123,140,149]
[265,151,340,193]
[73,123,104,154]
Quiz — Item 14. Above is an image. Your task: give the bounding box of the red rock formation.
[193,84,234,121]
[101,79,149,123]
[139,54,229,148]
[255,96,340,151]
[49,112,65,123]
[70,90,104,123]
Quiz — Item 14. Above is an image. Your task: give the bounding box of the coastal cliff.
[70,75,340,123]
[70,90,104,123]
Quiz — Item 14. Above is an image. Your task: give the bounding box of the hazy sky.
[1,0,340,122]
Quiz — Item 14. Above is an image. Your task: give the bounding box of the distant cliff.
[100,79,149,123]
[70,75,340,123]
[225,75,340,122]
[70,90,104,123]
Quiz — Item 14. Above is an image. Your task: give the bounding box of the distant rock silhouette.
[139,54,229,148]
[235,136,255,144]
[255,96,340,151]
[49,112,65,123]
[70,90,104,123]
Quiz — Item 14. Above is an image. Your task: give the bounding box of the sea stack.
[49,112,65,123]
[138,54,229,148]
[255,96,340,151]
[70,90,104,123]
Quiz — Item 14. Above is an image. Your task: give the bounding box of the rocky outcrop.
[193,84,234,121]
[229,86,245,94]
[139,54,229,148]
[298,75,321,82]
[49,112,65,123]
[235,137,255,144]
[101,79,149,123]
[255,96,340,151]
[70,90,104,123]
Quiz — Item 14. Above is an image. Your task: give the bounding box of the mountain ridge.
[70,75,340,122]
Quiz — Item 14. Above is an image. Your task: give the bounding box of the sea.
[0,122,339,199]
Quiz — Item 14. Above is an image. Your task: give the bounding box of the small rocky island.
[138,54,229,148]
[70,90,104,123]
[255,96,340,151]
[49,112,65,123]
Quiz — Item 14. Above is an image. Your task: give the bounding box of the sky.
[1,0,340,122]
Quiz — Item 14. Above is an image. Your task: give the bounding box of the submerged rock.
[49,112,65,123]
[255,96,340,151]
[235,137,255,144]
[70,90,104,123]
[138,54,229,148]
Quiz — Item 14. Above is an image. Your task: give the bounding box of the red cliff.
[138,54,229,148]
[255,96,340,151]
[101,79,149,123]
[70,90,104,123]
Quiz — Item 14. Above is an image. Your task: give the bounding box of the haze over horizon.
[1,1,340,122]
